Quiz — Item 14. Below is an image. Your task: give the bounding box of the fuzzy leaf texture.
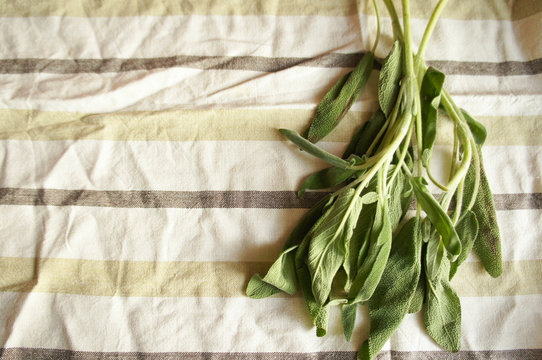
[378,41,403,116]
[307,189,365,305]
[423,257,462,352]
[358,217,422,360]
[306,52,375,143]
[464,146,503,277]
[449,210,479,279]
[298,163,362,198]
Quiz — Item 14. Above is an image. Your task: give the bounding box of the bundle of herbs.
[246,0,502,358]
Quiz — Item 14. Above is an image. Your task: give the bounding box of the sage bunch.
[246,0,502,358]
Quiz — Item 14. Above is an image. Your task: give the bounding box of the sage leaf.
[461,109,487,145]
[425,231,444,281]
[307,189,364,305]
[279,128,352,169]
[358,217,422,360]
[246,245,298,298]
[388,170,412,229]
[420,67,445,162]
[296,233,329,337]
[409,176,461,260]
[348,202,393,304]
[463,147,503,277]
[298,166,359,198]
[246,194,330,299]
[408,266,426,314]
[306,52,375,143]
[343,109,387,158]
[423,258,462,352]
[378,41,403,116]
[449,210,479,279]
[342,303,357,341]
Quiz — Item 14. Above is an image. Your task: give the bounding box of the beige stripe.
[1,0,539,20]
[1,108,540,145]
[0,257,540,297]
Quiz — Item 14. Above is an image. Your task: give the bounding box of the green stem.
[387,120,414,191]
[416,0,450,61]
[371,0,381,53]
[382,0,404,41]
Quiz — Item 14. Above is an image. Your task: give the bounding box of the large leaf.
[306,52,375,143]
[358,217,422,360]
[307,189,365,305]
[423,258,462,352]
[409,176,461,260]
[463,147,502,277]
[378,41,403,117]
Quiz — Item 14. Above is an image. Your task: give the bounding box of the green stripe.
[1,108,540,145]
[0,257,540,298]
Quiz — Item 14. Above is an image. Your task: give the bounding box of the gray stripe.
[0,188,539,210]
[0,55,540,75]
[1,349,541,360]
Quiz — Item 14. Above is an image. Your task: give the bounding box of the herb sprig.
[246,1,502,358]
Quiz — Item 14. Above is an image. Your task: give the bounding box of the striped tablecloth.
[1,1,541,359]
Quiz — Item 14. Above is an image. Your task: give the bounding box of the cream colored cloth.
[0,1,541,358]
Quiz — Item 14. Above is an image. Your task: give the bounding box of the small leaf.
[420,67,445,160]
[306,52,375,143]
[298,166,359,198]
[378,41,403,116]
[307,189,364,305]
[279,128,352,169]
[423,258,462,352]
[358,217,422,360]
[245,194,330,299]
[449,210,479,279]
[246,245,298,297]
[343,109,387,159]
[409,176,461,260]
[342,303,357,341]
[463,147,502,277]
[461,109,487,145]
[360,191,379,204]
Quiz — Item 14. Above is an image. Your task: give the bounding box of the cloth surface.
[0,0,541,359]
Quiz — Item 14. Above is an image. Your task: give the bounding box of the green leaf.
[425,231,444,281]
[463,147,502,277]
[306,52,375,143]
[358,217,422,360]
[409,176,461,260]
[449,210,479,279]
[295,232,329,337]
[420,67,445,163]
[298,166,360,198]
[342,303,357,341]
[279,128,352,169]
[408,267,426,314]
[348,202,393,304]
[378,41,403,116]
[423,258,462,352]
[461,108,487,145]
[343,109,387,159]
[388,170,412,230]
[306,189,365,305]
[246,194,330,299]
[246,245,298,298]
